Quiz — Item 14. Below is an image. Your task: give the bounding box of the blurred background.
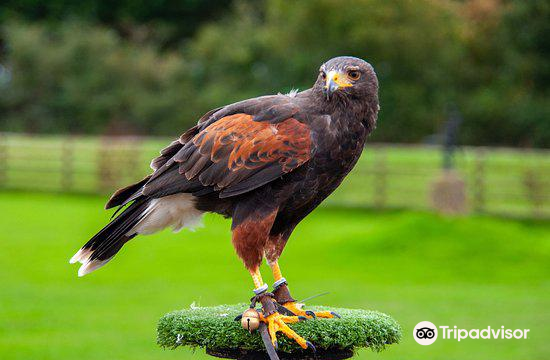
[0,1,548,360]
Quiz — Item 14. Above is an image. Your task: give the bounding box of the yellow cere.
[325,70,353,88]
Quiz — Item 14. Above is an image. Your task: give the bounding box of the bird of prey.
[70,56,379,349]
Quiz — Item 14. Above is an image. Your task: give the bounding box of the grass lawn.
[0,192,548,359]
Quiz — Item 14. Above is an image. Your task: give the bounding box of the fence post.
[97,137,116,194]
[61,136,74,192]
[0,133,6,187]
[128,138,143,181]
[473,149,485,213]
[523,169,543,218]
[373,145,387,209]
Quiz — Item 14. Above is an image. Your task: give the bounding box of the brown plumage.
[70,56,379,350]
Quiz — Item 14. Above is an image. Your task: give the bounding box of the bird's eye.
[320,71,327,80]
[347,69,361,81]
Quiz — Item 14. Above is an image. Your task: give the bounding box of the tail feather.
[105,175,151,209]
[71,192,204,277]
[70,198,149,276]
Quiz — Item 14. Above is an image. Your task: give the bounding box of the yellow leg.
[271,262,283,282]
[269,261,338,319]
[249,267,265,289]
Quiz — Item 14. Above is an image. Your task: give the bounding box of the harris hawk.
[70,56,379,350]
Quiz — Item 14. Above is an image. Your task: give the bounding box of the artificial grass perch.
[157,304,401,359]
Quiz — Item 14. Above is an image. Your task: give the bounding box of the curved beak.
[324,70,352,99]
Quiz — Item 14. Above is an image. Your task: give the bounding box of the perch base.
[157,304,401,357]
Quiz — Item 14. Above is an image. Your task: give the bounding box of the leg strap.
[253,284,269,295]
[273,282,296,304]
[273,277,287,289]
[250,292,277,317]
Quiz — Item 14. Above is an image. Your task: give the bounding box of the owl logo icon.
[416,327,435,339]
[413,321,438,345]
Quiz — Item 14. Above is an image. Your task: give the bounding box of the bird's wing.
[142,112,311,199]
[105,95,311,209]
[149,106,223,171]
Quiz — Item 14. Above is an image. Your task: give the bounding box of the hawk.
[70,56,379,349]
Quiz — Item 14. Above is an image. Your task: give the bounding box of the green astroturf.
[0,192,549,360]
[157,304,401,353]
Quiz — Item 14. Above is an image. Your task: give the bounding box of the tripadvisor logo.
[413,321,438,345]
[413,321,530,345]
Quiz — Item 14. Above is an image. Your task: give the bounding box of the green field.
[1,192,549,359]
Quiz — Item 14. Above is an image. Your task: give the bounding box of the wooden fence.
[0,133,548,219]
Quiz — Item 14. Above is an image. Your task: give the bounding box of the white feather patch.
[69,247,107,277]
[78,258,111,277]
[286,89,299,97]
[277,89,299,98]
[69,248,92,264]
[130,193,203,235]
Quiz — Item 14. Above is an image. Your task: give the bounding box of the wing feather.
[107,95,312,205]
[143,113,311,198]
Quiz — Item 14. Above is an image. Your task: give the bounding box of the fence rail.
[0,133,548,219]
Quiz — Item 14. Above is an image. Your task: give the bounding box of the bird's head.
[315,56,378,103]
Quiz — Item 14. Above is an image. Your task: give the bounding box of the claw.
[298,316,308,321]
[234,314,243,321]
[306,341,316,352]
[331,311,341,319]
[262,312,310,350]
[273,340,278,351]
[305,310,317,319]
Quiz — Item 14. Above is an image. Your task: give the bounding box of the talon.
[273,340,278,350]
[305,310,317,319]
[298,316,308,321]
[234,314,243,321]
[306,341,316,352]
[331,311,341,318]
[261,312,310,351]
